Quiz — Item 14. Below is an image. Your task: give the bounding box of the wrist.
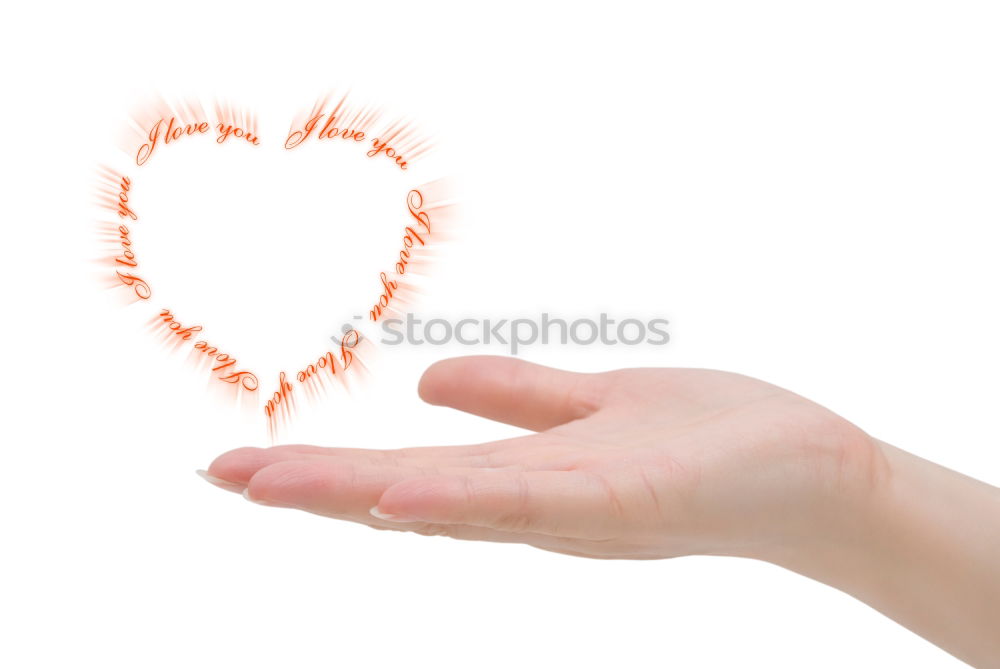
[754,439,902,583]
[728,429,894,569]
[755,440,1000,666]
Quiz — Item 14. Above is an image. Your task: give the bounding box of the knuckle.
[493,475,534,533]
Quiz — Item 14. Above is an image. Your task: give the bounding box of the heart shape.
[96,95,455,438]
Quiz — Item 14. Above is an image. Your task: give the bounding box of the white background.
[1,1,998,667]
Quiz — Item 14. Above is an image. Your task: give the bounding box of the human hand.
[202,356,1000,664]
[201,356,886,561]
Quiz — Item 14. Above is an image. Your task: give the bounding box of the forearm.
[769,442,1000,667]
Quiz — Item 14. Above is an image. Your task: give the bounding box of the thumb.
[418,356,605,431]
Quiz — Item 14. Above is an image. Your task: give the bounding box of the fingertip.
[368,505,418,523]
[195,468,245,493]
[244,459,390,516]
[417,359,449,405]
[206,445,338,488]
[206,446,269,485]
[245,459,321,506]
[417,355,510,406]
[376,475,464,523]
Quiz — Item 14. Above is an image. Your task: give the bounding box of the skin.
[202,356,1000,667]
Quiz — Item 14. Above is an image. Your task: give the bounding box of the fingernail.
[196,469,246,493]
[242,488,295,508]
[369,506,417,522]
